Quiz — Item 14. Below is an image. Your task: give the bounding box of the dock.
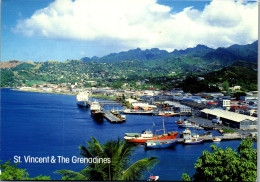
[176,134,252,143]
[103,109,124,123]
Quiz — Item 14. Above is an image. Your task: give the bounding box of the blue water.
[0,88,254,180]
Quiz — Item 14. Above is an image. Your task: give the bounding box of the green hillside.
[1,41,257,91]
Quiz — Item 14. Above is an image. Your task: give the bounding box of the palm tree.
[56,137,158,181]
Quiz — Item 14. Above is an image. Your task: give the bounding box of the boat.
[183,137,204,145]
[194,125,204,130]
[147,175,159,181]
[76,91,90,107]
[158,110,177,117]
[180,128,192,139]
[212,137,221,142]
[124,121,178,143]
[90,100,104,120]
[177,120,196,128]
[145,139,177,149]
[180,128,204,144]
[111,109,126,121]
[123,109,155,115]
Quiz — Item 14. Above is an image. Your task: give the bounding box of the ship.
[124,120,178,143]
[158,110,177,117]
[90,100,104,120]
[76,91,90,107]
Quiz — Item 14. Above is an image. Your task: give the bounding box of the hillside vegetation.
[1,41,257,91]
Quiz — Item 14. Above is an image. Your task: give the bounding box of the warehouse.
[200,108,257,129]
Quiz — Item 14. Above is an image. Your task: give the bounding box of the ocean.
[0,88,250,180]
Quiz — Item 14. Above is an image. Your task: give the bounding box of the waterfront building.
[200,108,257,129]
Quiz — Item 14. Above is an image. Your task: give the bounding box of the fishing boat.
[145,139,177,149]
[212,137,221,142]
[124,120,178,143]
[180,128,192,139]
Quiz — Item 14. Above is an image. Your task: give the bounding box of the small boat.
[183,138,204,145]
[177,120,196,128]
[145,139,177,149]
[158,110,176,117]
[194,125,204,130]
[212,137,221,142]
[123,109,155,115]
[147,175,159,181]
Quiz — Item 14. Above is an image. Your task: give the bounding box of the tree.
[0,160,28,180]
[182,139,257,181]
[0,160,51,180]
[56,137,158,181]
[222,80,229,91]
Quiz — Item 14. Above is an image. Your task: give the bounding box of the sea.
[0,88,255,181]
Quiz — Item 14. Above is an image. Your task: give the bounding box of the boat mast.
[162,119,166,135]
[153,122,156,135]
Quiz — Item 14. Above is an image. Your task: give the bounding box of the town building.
[200,108,257,130]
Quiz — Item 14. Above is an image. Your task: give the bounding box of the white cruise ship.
[76,91,90,107]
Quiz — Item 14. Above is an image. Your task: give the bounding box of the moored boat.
[212,137,221,142]
[145,139,177,149]
[76,91,90,107]
[90,100,104,120]
[177,120,196,128]
[158,110,177,117]
[183,138,204,145]
[147,175,159,181]
[124,121,178,143]
[123,109,155,115]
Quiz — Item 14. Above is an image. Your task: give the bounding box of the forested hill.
[81,41,258,64]
[1,41,258,91]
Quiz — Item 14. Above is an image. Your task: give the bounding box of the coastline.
[9,88,119,101]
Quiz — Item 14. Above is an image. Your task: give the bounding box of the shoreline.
[9,88,120,101]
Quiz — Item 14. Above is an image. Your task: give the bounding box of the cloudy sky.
[1,0,258,62]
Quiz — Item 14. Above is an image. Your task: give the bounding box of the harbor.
[1,89,257,181]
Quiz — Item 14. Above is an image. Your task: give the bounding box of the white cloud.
[13,0,258,51]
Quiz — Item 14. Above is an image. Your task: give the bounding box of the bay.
[0,88,251,180]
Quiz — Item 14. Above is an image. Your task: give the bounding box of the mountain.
[81,41,258,66]
[2,41,257,90]
[203,41,258,65]
[0,60,24,68]
[81,48,170,63]
[172,44,214,57]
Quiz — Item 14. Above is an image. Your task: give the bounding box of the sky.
[1,0,258,62]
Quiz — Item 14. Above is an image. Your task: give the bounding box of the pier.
[176,134,253,143]
[103,109,124,123]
